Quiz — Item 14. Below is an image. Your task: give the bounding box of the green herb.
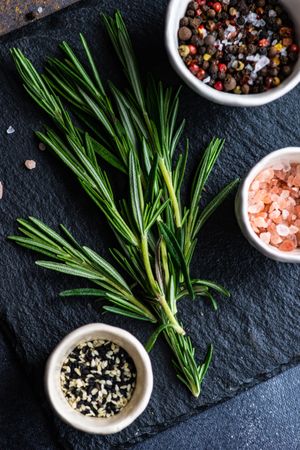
[9,11,238,397]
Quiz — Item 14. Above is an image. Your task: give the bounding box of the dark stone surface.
[0,0,299,448]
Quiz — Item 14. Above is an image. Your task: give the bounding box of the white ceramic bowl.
[45,323,153,434]
[165,0,300,106]
[235,147,300,262]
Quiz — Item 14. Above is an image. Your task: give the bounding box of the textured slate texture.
[0,0,299,448]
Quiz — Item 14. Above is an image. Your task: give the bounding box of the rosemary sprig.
[10,11,239,397]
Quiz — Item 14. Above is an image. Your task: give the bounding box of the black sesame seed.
[60,339,136,418]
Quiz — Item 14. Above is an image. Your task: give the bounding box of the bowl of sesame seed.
[45,323,153,434]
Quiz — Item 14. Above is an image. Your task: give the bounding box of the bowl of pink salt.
[235,147,300,263]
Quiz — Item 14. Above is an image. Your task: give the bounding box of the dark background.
[0,0,299,448]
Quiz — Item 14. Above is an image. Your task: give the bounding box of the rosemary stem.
[141,233,184,334]
[158,157,181,228]
[141,232,158,293]
[160,239,170,286]
[159,294,185,335]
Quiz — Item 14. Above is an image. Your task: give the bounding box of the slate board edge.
[2,312,299,449]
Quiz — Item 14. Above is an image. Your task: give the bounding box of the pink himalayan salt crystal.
[276,224,290,237]
[260,232,271,244]
[279,239,296,252]
[248,161,300,252]
[257,168,274,182]
[248,201,264,214]
[25,160,36,170]
[253,216,268,228]
[289,225,299,234]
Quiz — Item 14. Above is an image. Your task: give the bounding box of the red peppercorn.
[196,68,206,80]
[290,43,299,53]
[188,45,197,55]
[197,0,206,5]
[213,2,222,13]
[218,63,227,72]
[189,63,200,74]
[196,8,201,15]
[258,39,270,47]
[214,81,223,91]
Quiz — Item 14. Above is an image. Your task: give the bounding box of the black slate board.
[0,0,300,448]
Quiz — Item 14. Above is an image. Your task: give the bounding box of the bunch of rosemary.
[9,12,238,397]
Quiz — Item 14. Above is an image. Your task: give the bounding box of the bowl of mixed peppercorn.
[165,0,300,106]
[45,323,153,434]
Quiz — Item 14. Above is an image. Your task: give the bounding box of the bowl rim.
[45,323,153,434]
[165,0,300,107]
[238,147,300,262]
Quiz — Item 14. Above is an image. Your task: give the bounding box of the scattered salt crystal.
[223,0,230,4]
[202,76,211,84]
[245,64,253,72]
[280,49,287,57]
[269,10,277,18]
[272,162,284,170]
[6,126,15,134]
[246,54,260,62]
[24,160,36,170]
[37,6,43,13]
[276,224,290,237]
[0,182,3,200]
[254,56,270,73]
[272,39,278,46]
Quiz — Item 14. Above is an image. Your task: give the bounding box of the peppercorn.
[229,7,237,17]
[290,44,299,53]
[282,65,292,76]
[213,2,222,13]
[186,9,195,17]
[207,8,216,18]
[207,45,217,55]
[241,84,250,94]
[224,74,237,91]
[204,34,216,46]
[206,20,216,31]
[214,81,223,91]
[273,76,281,86]
[189,63,200,74]
[178,27,192,41]
[188,1,198,10]
[191,35,203,46]
[178,45,190,58]
[180,17,189,27]
[196,68,206,79]
[202,60,210,70]
[188,44,197,55]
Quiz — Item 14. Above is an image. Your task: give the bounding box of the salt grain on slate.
[0,182,3,200]
[24,160,36,170]
[60,339,136,418]
[6,126,15,134]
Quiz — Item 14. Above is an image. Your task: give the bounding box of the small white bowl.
[45,323,153,434]
[165,0,300,107]
[235,147,300,263]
